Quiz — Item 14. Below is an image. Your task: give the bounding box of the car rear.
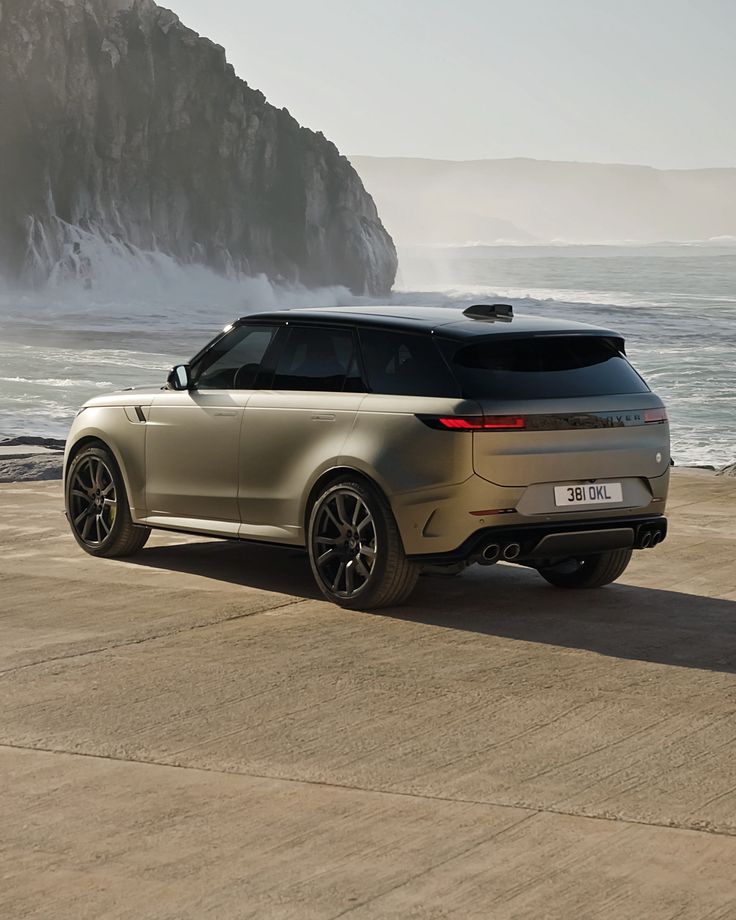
[415,322,669,566]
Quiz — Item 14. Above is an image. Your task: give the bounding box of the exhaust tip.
[640,531,653,549]
[650,531,662,547]
[480,543,501,564]
[503,542,521,561]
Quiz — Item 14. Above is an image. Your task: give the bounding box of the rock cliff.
[0,0,397,294]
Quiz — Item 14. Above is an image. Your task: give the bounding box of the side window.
[193,325,278,390]
[359,329,459,397]
[272,326,360,392]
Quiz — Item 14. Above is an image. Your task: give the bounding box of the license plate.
[554,482,623,507]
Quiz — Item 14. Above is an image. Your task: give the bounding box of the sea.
[0,237,734,468]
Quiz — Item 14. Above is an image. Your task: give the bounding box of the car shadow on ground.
[132,539,322,598]
[130,539,736,674]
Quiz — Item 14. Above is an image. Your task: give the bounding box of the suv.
[64,304,669,608]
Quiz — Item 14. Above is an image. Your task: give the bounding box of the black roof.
[237,305,623,342]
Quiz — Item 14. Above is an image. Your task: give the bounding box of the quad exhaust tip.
[480,543,501,564]
[637,527,664,549]
[477,541,521,564]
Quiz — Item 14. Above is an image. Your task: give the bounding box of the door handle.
[311,414,336,421]
[214,409,238,417]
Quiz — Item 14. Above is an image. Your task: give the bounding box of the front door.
[146,389,245,526]
[145,323,279,528]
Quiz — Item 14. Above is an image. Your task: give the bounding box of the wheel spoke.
[73,508,90,526]
[331,562,346,594]
[102,498,117,507]
[323,504,341,531]
[81,516,93,540]
[76,464,92,490]
[356,514,372,533]
[315,535,340,546]
[355,557,371,580]
[335,493,349,527]
[345,560,355,595]
[99,515,111,536]
[71,488,89,501]
[317,548,337,568]
[102,481,115,497]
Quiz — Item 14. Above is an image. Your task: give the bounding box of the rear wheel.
[308,478,419,609]
[65,444,150,557]
[537,548,632,589]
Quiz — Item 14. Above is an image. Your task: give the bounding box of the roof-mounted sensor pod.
[462,303,514,321]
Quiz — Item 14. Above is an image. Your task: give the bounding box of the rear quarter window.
[359,329,459,397]
[444,335,650,399]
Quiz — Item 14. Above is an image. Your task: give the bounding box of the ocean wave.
[0,376,115,388]
[1,239,734,466]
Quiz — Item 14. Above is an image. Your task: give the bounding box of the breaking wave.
[1,234,735,468]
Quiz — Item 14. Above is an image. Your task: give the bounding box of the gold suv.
[64,304,670,608]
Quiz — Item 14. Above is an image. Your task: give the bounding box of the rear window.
[360,329,459,397]
[446,336,649,399]
[272,325,360,392]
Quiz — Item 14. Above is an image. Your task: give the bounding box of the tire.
[537,548,633,589]
[307,477,419,610]
[65,443,151,558]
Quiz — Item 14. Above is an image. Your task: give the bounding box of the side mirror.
[167,364,193,391]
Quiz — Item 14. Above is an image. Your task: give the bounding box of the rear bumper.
[407,514,668,565]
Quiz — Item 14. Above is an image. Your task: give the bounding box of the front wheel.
[537,548,633,589]
[65,444,150,558]
[307,478,419,609]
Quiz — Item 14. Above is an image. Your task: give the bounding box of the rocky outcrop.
[0,438,65,481]
[0,0,397,293]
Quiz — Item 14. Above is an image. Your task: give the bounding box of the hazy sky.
[171,0,735,169]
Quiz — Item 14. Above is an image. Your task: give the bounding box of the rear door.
[441,333,670,497]
[238,324,364,539]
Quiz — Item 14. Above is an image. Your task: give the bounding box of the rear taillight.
[421,415,527,431]
[644,408,668,424]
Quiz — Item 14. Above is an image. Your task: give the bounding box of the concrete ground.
[2,469,736,919]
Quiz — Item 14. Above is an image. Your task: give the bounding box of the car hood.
[81,385,165,408]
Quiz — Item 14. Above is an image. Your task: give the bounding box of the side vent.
[463,303,514,322]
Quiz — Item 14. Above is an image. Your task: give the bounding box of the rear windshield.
[445,336,649,399]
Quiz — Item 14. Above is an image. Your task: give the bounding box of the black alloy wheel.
[65,444,150,557]
[308,478,419,609]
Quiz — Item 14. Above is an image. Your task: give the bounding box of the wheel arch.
[302,465,390,533]
[64,433,137,515]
